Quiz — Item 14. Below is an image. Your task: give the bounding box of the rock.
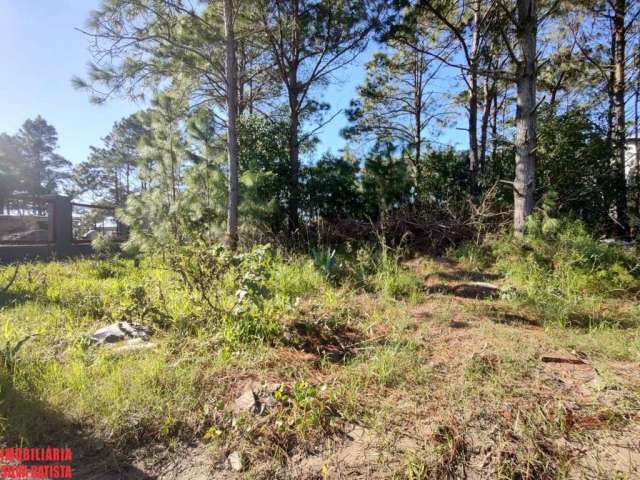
[453,282,500,299]
[234,388,258,414]
[90,321,150,344]
[263,382,281,394]
[601,238,637,247]
[226,451,243,472]
[261,394,278,409]
[233,382,282,415]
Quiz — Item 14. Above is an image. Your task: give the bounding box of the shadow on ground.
[0,375,153,479]
[478,305,539,326]
[426,282,500,300]
[433,270,502,283]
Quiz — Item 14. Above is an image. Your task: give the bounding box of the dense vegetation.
[1,226,638,476]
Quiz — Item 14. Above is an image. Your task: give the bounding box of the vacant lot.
[1,232,639,478]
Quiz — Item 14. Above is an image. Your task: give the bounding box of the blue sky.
[0,1,141,164]
[0,1,465,166]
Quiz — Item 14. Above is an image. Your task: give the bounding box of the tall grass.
[491,214,640,328]
[0,242,419,446]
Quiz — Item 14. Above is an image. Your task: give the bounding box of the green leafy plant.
[310,247,341,281]
[493,204,640,327]
[91,233,120,257]
[168,243,281,345]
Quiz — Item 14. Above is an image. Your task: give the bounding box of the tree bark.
[491,90,499,161]
[288,95,300,233]
[611,0,629,234]
[513,0,537,237]
[223,0,239,249]
[468,7,481,193]
[479,76,494,173]
[468,69,479,192]
[635,59,639,216]
[286,0,301,234]
[414,47,423,187]
[607,28,616,145]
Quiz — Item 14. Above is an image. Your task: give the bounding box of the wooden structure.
[0,195,115,263]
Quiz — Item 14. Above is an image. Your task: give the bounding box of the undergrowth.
[0,241,419,450]
[488,208,640,329]
[0,223,637,477]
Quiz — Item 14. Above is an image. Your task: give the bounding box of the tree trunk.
[223,0,239,250]
[513,0,537,237]
[468,72,479,193]
[612,0,628,234]
[479,76,493,173]
[607,29,616,144]
[635,61,639,216]
[288,98,300,232]
[286,0,301,234]
[491,90,498,161]
[468,7,481,193]
[414,48,423,188]
[414,113,422,188]
[114,167,120,206]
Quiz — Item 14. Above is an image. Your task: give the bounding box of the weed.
[360,340,424,388]
[0,334,34,376]
[405,423,470,479]
[370,256,423,300]
[274,381,334,438]
[464,352,499,381]
[448,241,493,272]
[310,247,342,281]
[492,403,572,479]
[491,214,640,328]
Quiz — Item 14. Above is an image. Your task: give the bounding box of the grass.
[0,229,639,478]
[491,215,640,329]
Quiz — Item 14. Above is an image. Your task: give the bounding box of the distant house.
[625,137,640,175]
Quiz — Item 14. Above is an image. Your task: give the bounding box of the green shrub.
[91,233,120,257]
[492,211,640,327]
[449,242,493,271]
[167,243,286,346]
[370,254,423,300]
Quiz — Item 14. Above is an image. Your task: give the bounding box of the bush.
[492,209,640,327]
[91,233,120,257]
[166,243,285,345]
[448,241,493,272]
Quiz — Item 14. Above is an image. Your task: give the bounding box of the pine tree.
[257,0,383,231]
[14,116,71,197]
